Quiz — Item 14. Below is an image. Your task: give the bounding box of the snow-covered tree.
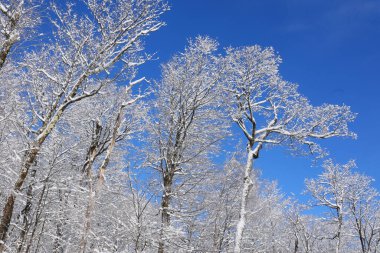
[147,37,229,253]
[306,160,380,253]
[345,170,380,253]
[221,45,356,253]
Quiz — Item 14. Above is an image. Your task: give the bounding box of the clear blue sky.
[141,0,380,196]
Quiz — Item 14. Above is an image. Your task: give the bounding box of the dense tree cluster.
[0,1,377,253]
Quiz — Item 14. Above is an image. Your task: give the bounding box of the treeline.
[0,1,378,253]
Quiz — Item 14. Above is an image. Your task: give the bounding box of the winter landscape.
[0,0,380,252]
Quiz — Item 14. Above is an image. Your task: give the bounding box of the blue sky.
[140,0,380,197]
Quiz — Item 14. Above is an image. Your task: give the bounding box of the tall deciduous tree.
[222,45,356,253]
[148,37,228,253]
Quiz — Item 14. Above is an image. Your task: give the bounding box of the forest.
[0,0,379,252]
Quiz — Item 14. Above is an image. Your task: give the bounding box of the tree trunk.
[294,237,299,253]
[79,106,124,253]
[78,125,100,253]
[336,208,343,253]
[53,189,66,253]
[0,39,13,69]
[79,187,95,253]
[0,2,22,70]
[233,149,254,253]
[25,181,49,253]
[353,209,366,253]
[158,173,173,253]
[16,168,37,253]
[0,145,39,252]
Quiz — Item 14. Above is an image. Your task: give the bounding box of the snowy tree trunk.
[53,189,65,253]
[0,0,24,70]
[16,168,37,253]
[335,208,343,253]
[294,237,299,253]
[158,172,173,253]
[0,39,13,69]
[79,189,96,253]
[0,144,40,252]
[79,121,101,253]
[79,105,125,253]
[234,149,255,253]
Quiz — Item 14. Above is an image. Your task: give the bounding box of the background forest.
[0,0,379,252]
